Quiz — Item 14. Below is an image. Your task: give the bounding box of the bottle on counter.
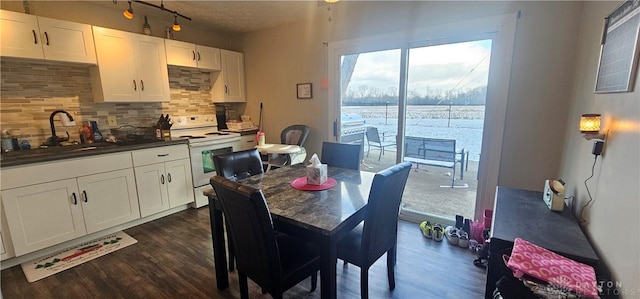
[91,121,103,142]
[80,121,93,144]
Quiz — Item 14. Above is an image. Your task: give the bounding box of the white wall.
[560,1,640,296]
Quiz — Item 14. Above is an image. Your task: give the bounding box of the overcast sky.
[347,39,492,97]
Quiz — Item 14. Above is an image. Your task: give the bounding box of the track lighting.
[123,1,134,19]
[117,0,191,31]
[172,13,181,32]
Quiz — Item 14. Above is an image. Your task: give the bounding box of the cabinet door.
[92,26,139,102]
[165,39,197,68]
[135,163,170,217]
[221,50,246,102]
[134,35,170,102]
[165,158,194,208]
[0,10,43,59]
[196,45,221,70]
[1,179,86,256]
[77,169,140,234]
[36,16,96,64]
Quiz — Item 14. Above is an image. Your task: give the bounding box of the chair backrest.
[210,175,282,291]
[404,136,424,159]
[361,162,412,261]
[213,148,264,181]
[365,127,381,144]
[280,125,310,146]
[321,141,361,170]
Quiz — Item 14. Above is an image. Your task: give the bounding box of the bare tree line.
[343,85,487,106]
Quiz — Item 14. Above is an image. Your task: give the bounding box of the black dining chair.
[336,161,412,299]
[210,175,320,299]
[320,141,361,170]
[212,148,264,271]
[365,127,396,161]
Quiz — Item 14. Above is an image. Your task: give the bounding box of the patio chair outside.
[365,127,396,161]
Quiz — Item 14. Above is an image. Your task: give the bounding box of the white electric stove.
[170,115,242,208]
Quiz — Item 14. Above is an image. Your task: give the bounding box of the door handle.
[32,30,38,44]
[167,173,172,183]
[224,85,228,94]
[197,52,201,61]
[192,51,196,61]
[133,80,137,91]
[72,192,78,205]
[157,154,169,157]
[141,80,144,91]
[44,32,49,45]
[82,190,88,202]
[161,174,165,184]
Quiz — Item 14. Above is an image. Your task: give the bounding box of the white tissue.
[306,153,327,185]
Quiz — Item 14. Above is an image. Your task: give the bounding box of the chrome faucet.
[49,110,75,146]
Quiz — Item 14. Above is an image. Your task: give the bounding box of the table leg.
[319,237,338,299]
[459,150,465,180]
[208,198,229,290]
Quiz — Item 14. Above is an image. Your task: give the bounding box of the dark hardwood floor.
[1,207,486,298]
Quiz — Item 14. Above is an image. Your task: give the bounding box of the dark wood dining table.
[204,163,375,299]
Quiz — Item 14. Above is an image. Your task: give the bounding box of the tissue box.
[306,164,327,185]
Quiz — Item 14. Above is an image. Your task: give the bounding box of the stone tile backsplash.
[1,58,218,146]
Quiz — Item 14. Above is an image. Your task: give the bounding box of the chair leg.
[224,219,235,271]
[387,248,396,290]
[378,146,382,161]
[239,273,249,299]
[360,267,369,299]
[310,271,318,292]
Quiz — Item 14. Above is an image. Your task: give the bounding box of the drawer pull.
[157,154,169,157]
[82,190,88,203]
[72,193,78,205]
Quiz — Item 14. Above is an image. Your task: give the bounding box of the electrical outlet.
[107,116,118,127]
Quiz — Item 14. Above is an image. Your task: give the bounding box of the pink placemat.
[290,177,337,191]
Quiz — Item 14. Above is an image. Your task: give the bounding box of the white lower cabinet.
[0,152,139,257]
[1,169,139,257]
[238,134,257,151]
[133,145,194,217]
[77,169,140,234]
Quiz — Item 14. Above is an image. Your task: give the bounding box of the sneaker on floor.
[432,224,444,242]
[419,221,433,239]
[445,226,459,245]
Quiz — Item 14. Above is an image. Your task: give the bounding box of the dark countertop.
[0,138,189,168]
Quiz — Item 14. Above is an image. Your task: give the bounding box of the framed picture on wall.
[297,83,312,99]
[594,0,640,93]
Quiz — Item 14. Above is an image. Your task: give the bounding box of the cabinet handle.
[44,32,49,45]
[82,190,88,202]
[32,30,38,44]
[141,80,144,91]
[161,174,165,184]
[167,173,172,183]
[192,51,196,60]
[157,153,169,157]
[197,52,201,61]
[133,80,137,91]
[72,193,78,205]
[224,85,228,94]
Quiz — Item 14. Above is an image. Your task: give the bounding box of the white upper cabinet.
[165,39,221,70]
[91,26,170,102]
[0,10,96,64]
[212,50,246,102]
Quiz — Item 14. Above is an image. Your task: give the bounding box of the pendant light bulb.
[123,1,134,19]
[172,14,181,31]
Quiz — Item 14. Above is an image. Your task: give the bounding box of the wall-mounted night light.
[579,114,606,156]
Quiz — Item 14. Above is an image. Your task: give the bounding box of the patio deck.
[360,147,478,222]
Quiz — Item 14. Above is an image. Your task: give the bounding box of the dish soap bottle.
[91,120,103,142]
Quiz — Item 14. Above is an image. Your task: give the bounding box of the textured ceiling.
[99,1,325,34]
